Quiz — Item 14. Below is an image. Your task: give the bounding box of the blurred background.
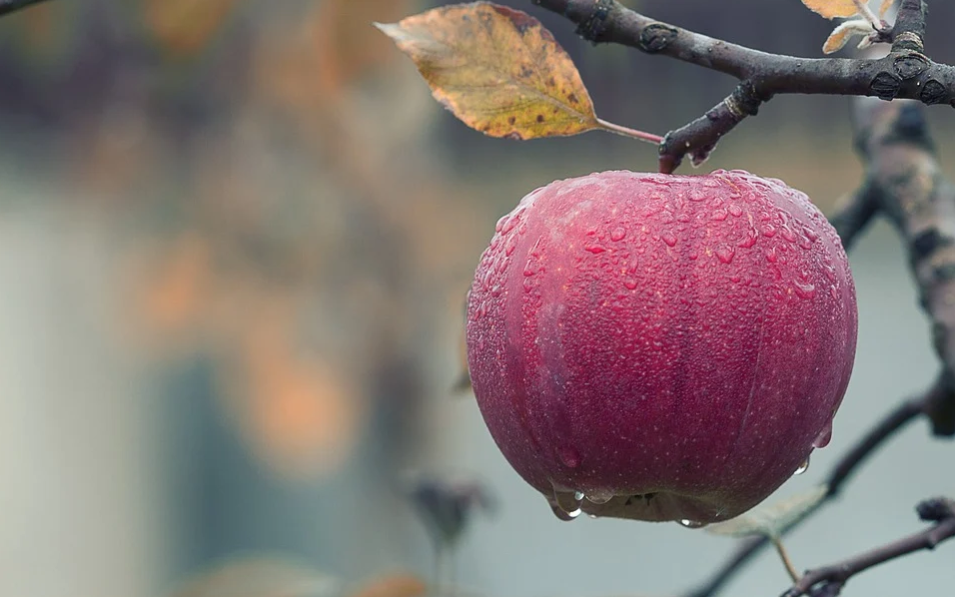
[0,0,954,596]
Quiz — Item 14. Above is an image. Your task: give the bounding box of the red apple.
[465,170,857,525]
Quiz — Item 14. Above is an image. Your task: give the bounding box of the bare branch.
[0,0,51,18]
[782,498,955,597]
[531,0,951,172]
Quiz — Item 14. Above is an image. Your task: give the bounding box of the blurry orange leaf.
[801,0,861,19]
[316,0,417,97]
[141,233,213,333]
[347,574,427,597]
[376,2,602,140]
[143,0,238,58]
[880,0,894,16]
[223,313,364,480]
[171,555,339,597]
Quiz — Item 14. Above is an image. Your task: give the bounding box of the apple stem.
[771,535,801,583]
[595,118,664,145]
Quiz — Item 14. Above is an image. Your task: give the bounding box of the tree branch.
[531,0,951,172]
[0,0,51,18]
[782,497,955,597]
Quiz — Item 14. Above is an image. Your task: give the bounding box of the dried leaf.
[801,0,861,19]
[376,2,600,140]
[879,0,895,16]
[822,19,872,54]
[705,484,829,538]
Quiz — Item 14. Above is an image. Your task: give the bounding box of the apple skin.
[465,170,857,524]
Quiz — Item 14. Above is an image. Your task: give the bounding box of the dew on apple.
[716,246,736,263]
[550,489,584,521]
[557,445,581,468]
[793,455,811,476]
[585,490,615,505]
[679,519,707,529]
[794,281,817,299]
[813,423,833,448]
[467,170,857,524]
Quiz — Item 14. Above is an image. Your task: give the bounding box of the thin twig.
[0,0,51,18]
[531,0,946,171]
[770,536,800,584]
[595,118,664,144]
[782,498,955,597]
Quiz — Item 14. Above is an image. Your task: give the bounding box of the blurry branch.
[530,0,949,172]
[782,497,955,597]
[0,0,51,18]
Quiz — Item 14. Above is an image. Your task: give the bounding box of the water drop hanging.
[793,455,811,476]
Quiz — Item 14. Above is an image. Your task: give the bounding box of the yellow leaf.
[376,2,600,140]
[801,0,861,19]
[879,0,895,16]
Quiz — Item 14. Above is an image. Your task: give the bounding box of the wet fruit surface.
[466,170,858,524]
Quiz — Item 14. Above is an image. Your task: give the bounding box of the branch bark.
[782,498,955,597]
[531,0,951,172]
[0,0,51,18]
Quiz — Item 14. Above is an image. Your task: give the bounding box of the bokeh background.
[1,1,954,596]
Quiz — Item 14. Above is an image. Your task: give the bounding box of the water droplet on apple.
[611,227,626,241]
[711,209,728,221]
[549,489,583,521]
[765,247,778,263]
[793,455,810,476]
[548,500,580,521]
[624,278,638,290]
[781,226,798,243]
[679,519,706,529]
[728,204,743,217]
[585,490,614,504]
[738,229,758,248]
[813,423,833,448]
[662,233,678,247]
[585,245,606,254]
[505,236,518,256]
[762,224,777,237]
[557,445,581,468]
[716,247,735,264]
[793,280,816,299]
